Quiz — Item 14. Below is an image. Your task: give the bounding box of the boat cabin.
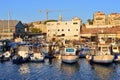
[17,46,30,58]
[64,48,76,55]
[97,44,110,55]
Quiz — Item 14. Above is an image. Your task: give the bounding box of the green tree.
[30,28,42,33]
[87,19,93,25]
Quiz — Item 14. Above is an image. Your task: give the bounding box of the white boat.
[86,44,114,64]
[17,46,29,58]
[41,43,60,58]
[61,47,79,63]
[40,43,50,57]
[12,45,30,64]
[30,53,44,62]
[30,46,44,62]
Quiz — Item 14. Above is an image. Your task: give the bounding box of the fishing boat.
[12,45,30,64]
[41,42,60,58]
[30,45,44,62]
[61,47,79,63]
[86,44,114,64]
[40,43,50,58]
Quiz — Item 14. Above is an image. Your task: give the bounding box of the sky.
[0,0,120,23]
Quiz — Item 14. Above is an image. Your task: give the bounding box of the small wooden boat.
[86,44,114,64]
[61,47,79,63]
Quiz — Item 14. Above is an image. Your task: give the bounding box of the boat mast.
[2,20,4,39]
[8,11,10,39]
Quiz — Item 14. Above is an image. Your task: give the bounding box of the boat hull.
[92,55,114,63]
[61,55,78,63]
[30,52,44,62]
[79,53,86,58]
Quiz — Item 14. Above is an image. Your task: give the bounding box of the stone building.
[46,17,82,41]
[93,11,106,26]
[108,13,120,26]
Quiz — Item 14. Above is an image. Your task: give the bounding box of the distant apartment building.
[0,20,24,40]
[108,13,120,26]
[93,11,106,26]
[46,17,82,41]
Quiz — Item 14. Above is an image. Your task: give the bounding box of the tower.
[59,14,62,21]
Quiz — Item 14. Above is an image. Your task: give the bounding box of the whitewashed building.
[46,17,82,41]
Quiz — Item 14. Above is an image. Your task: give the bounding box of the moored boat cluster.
[0,38,120,65]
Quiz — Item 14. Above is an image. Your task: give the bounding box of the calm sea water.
[0,58,120,80]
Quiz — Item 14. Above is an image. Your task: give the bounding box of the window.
[48,30,50,32]
[74,35,78,37]
[10,29,12,32]
[58,29,60,31]
[57,23,60,25]
[53,34,56,36]
[61,34,65,36]
[68,29,70,31]
[73,22,78,25]
[47,24,50,26]
[76,29,78,31]
[62,29,64,31]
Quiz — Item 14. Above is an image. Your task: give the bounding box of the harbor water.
[0,58,120,80]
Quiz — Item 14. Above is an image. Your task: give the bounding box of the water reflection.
[110,63,120,80]
[18,64,30,74]
[92,64,114,80]
[1,59,120,80]
[60,62,79,77]
[113,63,120,71]
[44,58,53,65]
[30,63,43,69]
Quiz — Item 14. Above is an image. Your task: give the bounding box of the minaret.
[59,13,62,21]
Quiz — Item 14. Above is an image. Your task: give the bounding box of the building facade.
[93,11,106,26]
[108,13,120,26]
[31,21,47,33]
[46,17,82,41]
